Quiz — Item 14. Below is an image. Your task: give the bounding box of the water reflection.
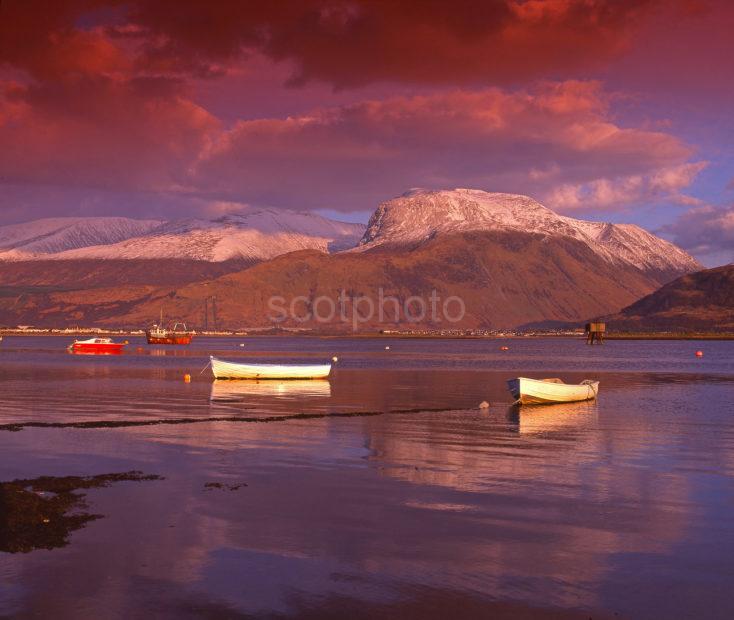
[210,379,332,401]
[1,337,734,618]
[517,400,598,435]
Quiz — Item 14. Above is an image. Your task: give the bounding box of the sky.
[1,0,733,265]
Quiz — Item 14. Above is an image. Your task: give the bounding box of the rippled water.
[1,336,733,618]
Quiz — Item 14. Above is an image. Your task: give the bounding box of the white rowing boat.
[210,356,332,380]
[507,377,599,405]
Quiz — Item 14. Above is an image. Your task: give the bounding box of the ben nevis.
[0,189,702,331]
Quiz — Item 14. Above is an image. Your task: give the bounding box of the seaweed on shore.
[204,482,248,491]
[0,407,456,433]
[0,471,163,553]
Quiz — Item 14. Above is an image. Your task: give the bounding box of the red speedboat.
[68,337,127,354]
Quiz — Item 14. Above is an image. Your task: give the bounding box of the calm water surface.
[1,336,733,618]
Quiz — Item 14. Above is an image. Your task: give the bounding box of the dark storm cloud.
[127,0,665,87]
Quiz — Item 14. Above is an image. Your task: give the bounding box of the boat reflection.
[210,379,332,402]
[517,399,598,435]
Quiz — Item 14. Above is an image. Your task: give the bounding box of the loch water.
[1,336,733,619]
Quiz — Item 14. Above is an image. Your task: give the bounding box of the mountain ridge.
[357,189,701,281]
[0,209,365,262]
[0,190,701,281]
[0,217,163,259]
[0,230,690,330]
[0,189,707,330]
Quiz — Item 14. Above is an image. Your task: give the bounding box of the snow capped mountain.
[0,191,707,329]
[0,217,163,260]
[358,188,701,277]
[0,209,366,262]
[0,192,700,279]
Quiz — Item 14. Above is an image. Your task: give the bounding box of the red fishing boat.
[146,311,195,345]
[68,337,127,354]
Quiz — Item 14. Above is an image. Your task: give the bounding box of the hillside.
[0,230,686,330]
[0,259,254,289]
[0,189,705,330]
[603,265,734,331]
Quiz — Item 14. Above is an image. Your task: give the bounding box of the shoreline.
[2,330,733,341]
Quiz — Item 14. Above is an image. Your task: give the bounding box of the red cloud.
[127,0,668,86]
[0,74,218,191]
[1,1,684,88]
[1,2,217,193]
[0,0,720,226]
[192,82,701,212]
[0,1,130,79]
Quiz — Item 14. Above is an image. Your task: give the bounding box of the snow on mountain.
[0,192,699,278]
[358,188,701,277]
[41,209,365,262]
[0,217,163,260]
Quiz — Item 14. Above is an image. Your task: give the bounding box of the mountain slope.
[0,189,706,330]
[0,217,163,259]
[0,259,253,289]
[358,189,701,282]
[603,264,734,331]
[0,230,681,330]
[2,209,365,263]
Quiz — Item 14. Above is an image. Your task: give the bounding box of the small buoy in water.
[696,350,703,357]
[385,345,390,350]
[500,346,509,351]
[479,401,490,409]
[183,374,191,383]
[332,356,338,363]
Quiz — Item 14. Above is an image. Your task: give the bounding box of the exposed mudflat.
[0,471,162,553]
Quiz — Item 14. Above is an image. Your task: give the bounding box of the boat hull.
[508,377,599,405]
[146,332,193,345]
[210,356,331,380]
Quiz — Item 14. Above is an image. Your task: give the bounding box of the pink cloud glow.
[0,0,732,265]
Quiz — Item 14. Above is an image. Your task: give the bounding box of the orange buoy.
[500,346,509,351]
[695,351,703,357]
[183,374,191,382]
